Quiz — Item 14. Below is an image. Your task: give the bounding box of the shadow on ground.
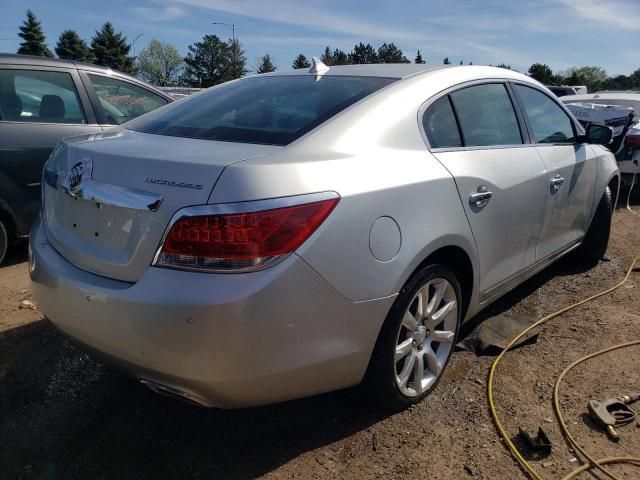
[0,251,611,479]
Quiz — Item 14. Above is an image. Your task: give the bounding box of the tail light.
[153,192,339,272]
[626,134,640,147]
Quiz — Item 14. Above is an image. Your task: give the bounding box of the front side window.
[515,85,576,143]
[450,83,523,147]
[0,69,85,124]
[88,74,168,125]
[423,96,462,148]
[127,75,396,146]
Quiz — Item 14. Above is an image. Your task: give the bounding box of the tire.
[0,219,7,266]
[367,264,462,410]
[572,187,613,265]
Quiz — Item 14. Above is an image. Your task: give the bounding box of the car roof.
[564,92,640,102]
[0,53,172,99]
[263,63,450,79]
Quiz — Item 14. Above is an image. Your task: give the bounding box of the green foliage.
[602,75,632,91]
[528,63,553,84]
[55,30,92,62]
[377,43,409,63]
[350,43,378,64]
[17,10,53,57]
[414,50,425,64]
[136,39,183,86]
[256,54,276,74]
[628,68,640,89]
[183,35,247,87]
[495,63,512,70]
[320,47,350,66]
[292,54,311,69]
[563,66,608,92]
[91,22,134,74]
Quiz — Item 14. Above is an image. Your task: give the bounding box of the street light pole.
[132,33,143,58]
[212,22,236,74]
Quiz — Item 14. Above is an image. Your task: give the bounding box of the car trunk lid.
[42,129,280,282]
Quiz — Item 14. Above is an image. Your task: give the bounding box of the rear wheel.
[0,219,7,265]
[368,264,461,410]
[572,187,612,265]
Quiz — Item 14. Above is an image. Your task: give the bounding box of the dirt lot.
[1,210,639,480]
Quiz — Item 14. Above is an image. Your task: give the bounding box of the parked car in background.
[561,92,639,185]
[546,85,587,97]
[0,54,173,264]
[30,62,618,410]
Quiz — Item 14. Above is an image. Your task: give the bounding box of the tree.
[564,66,608,92]
[225,38,248,81]
[136,39,183,86]
[377,43,409,63]
[17,10,53,57]
[256,54,276,74]
[495,63,512,70]
[528,63,553,84]
[350,42,378,64]
[91,22,134,74]
[631,68,640,89]
[320,47,350,66]
[55,30,92,62]
[414,50,425,64]
[602,75,631,91]
[292,53,311,69]
[183,35,231,87]
[443,57,451,64]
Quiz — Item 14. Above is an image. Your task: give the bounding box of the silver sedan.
[30,60,618,409]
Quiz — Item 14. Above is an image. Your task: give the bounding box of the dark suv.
[0,54,173,263]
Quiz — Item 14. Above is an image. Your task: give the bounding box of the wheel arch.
[0,197,18,241]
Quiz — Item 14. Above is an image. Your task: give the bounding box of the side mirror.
[581,124,613,145]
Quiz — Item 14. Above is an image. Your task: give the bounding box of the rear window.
[127,75,396,146]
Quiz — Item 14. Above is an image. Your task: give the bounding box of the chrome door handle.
[469,186,493,208]
[551,174,565,190]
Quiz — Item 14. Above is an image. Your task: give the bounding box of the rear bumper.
[29,217,394,408]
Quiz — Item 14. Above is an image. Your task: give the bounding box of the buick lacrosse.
[30,60,618,409]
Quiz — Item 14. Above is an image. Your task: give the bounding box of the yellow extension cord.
[487,253,640,480]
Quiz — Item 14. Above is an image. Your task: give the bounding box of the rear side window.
[450,84,522,147]
[0,69,85,124]
[88,74,168,125]
[128,75,396,146]
[514,85,576,143]
[423,96,462,148]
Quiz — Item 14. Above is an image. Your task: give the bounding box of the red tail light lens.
[626,134,640,146]
[154,194,339,272]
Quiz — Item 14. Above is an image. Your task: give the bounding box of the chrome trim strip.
[151,191,340,272]
[43,167,163,212]
[479,239,581,303]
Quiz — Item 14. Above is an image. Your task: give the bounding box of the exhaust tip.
[140,379,210,407]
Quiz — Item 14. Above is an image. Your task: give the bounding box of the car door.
[80,72,170,126]
[512,84,597,260]
[0,66,102,236]
[422,82,549,297]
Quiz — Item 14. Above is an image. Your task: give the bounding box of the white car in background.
[562,92,640,181]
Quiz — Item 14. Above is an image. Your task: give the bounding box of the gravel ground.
[0,209,639,480]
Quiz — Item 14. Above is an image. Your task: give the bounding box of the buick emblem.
[63,159,91,194]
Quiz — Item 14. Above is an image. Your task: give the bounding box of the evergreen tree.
[91,22,134,74]
[136,39,183,86]
[377,43,409,63]
[320,46,335,66]
[17,10,53,57]
[256,54,276,74]
[414,50,425,64]
[225,38,249,81]
[528,63,553,84]
[183,35,231,87]
[55,30,92,62]
[443,57,451,65]
[331,49,350,65]
[292,53,311,69]
[349,43,378,64]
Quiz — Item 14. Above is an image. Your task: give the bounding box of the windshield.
[127,75,396,146]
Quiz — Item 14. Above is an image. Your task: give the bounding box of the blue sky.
[2,0,639,75]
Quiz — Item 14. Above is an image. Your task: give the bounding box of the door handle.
[551,174,565,190]
[469,186,493,208]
